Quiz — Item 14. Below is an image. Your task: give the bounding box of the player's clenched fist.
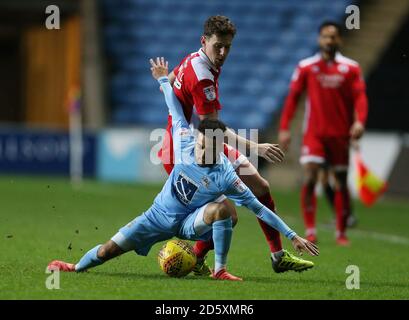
[150,57,169,79]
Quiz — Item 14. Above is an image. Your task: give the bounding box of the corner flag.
[355,152,387,207]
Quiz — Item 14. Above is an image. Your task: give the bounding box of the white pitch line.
[283,215,409,246]
[349,229,409,246]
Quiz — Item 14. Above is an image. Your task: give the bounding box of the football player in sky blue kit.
[47,58,319,281]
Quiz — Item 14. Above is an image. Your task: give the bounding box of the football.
[158,239,197,277]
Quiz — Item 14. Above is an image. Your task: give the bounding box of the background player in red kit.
[278,21,368,246]
[159,15,314,274]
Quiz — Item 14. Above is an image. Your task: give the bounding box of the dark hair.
[203,15,236,38]
[198,119,227,135]
[319,21,343,36]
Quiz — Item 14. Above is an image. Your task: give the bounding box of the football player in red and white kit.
[159,15,315,274]
[278,21,368,246]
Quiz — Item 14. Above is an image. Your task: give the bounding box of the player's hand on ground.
[291,235,319,256]
[150,57,169,79]
[350,121,365,140]
[278,130,291,151]
[257,143,285,163]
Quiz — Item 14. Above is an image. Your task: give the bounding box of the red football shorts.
[300,134,350,170]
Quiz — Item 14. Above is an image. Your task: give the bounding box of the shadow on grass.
[89,271,214,282]
[244,275,409,290]
[86,271,409,290]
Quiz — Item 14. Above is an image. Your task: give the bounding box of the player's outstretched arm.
[246,197,319,256]
[225,176,319,256]
[150,57,188,128]
[224,128,285,164]
[197,112,284,163]
[248,199,319,256]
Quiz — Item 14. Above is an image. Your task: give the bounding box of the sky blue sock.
[75,244,103,272]
[212,217,233,273]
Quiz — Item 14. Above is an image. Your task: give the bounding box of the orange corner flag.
[355,152,387,207]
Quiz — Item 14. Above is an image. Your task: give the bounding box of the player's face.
[195,132,224,167]
[318,26,341,55]
[201,34,233,68]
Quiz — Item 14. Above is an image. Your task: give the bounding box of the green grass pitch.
[0,176,408,299]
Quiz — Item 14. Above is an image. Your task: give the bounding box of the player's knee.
[303,163,320,186]
[97,245,110,260]
[334,171,348,189]
[304,178,317,190]
[231,209,238,227]
[335,179,348,191]
[213,203,231,221]
[97,241,122,261]
[304,171,318,188]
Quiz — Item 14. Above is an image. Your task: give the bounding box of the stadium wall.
[0,126,166,183]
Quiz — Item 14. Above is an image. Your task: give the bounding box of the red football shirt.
[279,52,368,137]
[172,48,222,122]
[159,49,222,171]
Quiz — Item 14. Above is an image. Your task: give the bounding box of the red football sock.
[301,185,317,235]
[256,193,283,253]
[193,240,214,259]
[334,189,350,238]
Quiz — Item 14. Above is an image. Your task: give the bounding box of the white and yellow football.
[158,240,197,277]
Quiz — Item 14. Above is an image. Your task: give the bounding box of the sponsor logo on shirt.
[203,85,216,101]
[173,172,199,205]
[201,176,210,188]
[178,127,190,136]
[317,74,345,88]
[174,77,182,89]
[232,178,246,193]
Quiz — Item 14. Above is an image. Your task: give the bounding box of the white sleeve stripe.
[191,56,215,82]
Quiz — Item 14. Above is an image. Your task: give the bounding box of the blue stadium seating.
[101,0,355,130]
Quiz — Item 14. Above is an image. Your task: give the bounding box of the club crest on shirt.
[233,178,246,193]
[203,85,216,101]
[201,176,210,188]
[338,64,349,74]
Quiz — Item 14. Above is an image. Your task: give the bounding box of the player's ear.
[200,35,207,47]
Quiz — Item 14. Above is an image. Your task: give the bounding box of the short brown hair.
[203,15,236,38]
[198,119,227,135]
